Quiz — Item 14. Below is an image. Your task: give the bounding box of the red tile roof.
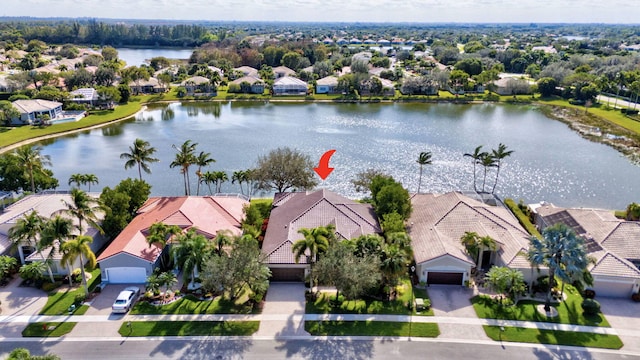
[97,196,247,264]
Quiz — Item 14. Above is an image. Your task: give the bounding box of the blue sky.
[2,0,639,23]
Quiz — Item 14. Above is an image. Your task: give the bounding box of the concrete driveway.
[0,276,48,318]
[83,284,143,316]
[598,297,640,353]
[427,285,487,340]
[256,282,308,337]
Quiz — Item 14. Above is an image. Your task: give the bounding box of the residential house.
[69,88,99,107]
[234,66,259,78]
[272,76,308,96]
[492,77,532,96]
[532,203,640,297]
[359,76,395,97]
[97,196,247,284]
[315,76,340,94]
[0,194,106,276]
[408,192,533,286]
[11,99,63,125]
[262,189,382,281]
[180,76,216,96]
[229,76,265,94]
[272,66,296,79]
[129,77,165,94]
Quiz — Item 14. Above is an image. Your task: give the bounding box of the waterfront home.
[97,196,247,284]
[11,99,63,125]
[273,66,296,79]
[262,189,382,281]
[180,76,216,96]
[229,76,265,94]
[129,77,165,94]
[532,203,640,297]
[272,76,308,96]
[69,88,99,107]
[315,76,340,94]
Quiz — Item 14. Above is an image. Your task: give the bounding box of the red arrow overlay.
[314,149,336,180]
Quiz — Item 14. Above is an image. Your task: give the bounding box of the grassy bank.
[306,320,440,337]
[483,325,623,349]
[118,321,259,336]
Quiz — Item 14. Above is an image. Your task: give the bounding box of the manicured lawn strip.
[39,268,101,315]
[471,286,609,327]
[117,321,259,337]
[306,280,433,316]
[538,98,640,135]
[305,320,440,337]
[0,99,146,148]
[130,294,257,315]
[22,322,76,337]
[482,325,623,349]
[504,198,542,239]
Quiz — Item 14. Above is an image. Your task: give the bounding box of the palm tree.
[60,235,96,297]
[476,235,498,269]
[120,138,159,181]
[478,152,497,193]
[200,171,216,195]
[40,216,73,286]
[381,243,410,297]
[63,188,102,235]
[490,143,514,194]
[157,271,178,298]
[416,151,432,194]
[292,227,331,265]
[463,145,486,193]
[146,222,181,270]
[68,174,84,189]
[12,145,52,193]
[213,171,229,193]
[170,140,197,196]
[460,231,497,269]
[194,151,215,196]
[171,228,210,287]
[83,174,99,192]
[527,223,590,312]
[213,229,234,256]
[9,211,55,283]
[232,170,247,195]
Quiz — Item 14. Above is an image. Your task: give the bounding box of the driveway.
[68,284,143,338]
[256,282,308,337]
[427,285,487,340]
[0,276,49,338]
[598,296,640,353]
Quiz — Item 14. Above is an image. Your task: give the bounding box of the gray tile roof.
[409,192,530,267]
[590,252,640,278]
[262,189,381,265]
[12,99,62,114]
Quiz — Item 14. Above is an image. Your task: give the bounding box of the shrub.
[74,293,86,305]
[583,288,596,299]
[41,281,62,292]
[581,298,601,315]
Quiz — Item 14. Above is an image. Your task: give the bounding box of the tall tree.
[12,145,52,194]
[60,235,96,297]
[292,226,333,268]
[213,171,228,193]
[120,138,159,181]
[484,266,526,305]
[479,153,497,193]
[416,151,432,194]
[8,211,54,283]
[194,151,215,196]
[170,140,198,196]
[171,228,209,287]
[68,173,84,189]
[232,170,248,196]
[460,231,497,269]
[527,223,590,312]
[253,147,318,193]
[40,216,74,286]
[146,222,181,269]
[83,174,99,192]
[463,145,486,193]
[63,188,102,235]
[490,143,514,194]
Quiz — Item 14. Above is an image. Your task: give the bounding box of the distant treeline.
[0,19,227,47]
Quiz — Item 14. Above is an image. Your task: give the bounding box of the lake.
[40,102,640,210]
[116,48,195,66]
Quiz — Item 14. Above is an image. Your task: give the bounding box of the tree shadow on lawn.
[276,338,375,360]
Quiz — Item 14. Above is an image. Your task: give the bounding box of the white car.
[111,286,140,313]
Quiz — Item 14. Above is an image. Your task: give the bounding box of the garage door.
[106,267,147,284]
[270,268,305,282]
[594,280,633,298]
[427,272,463,285]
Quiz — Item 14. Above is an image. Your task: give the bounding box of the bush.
[41,281,62,292]
[581,298,601,315]
[583,288,596,299]
[74,293,86,305]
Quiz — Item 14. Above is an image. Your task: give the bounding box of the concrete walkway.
[255,282,308,337]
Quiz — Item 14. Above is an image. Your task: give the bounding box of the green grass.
[39,268,101,315]
[504,198,542,239]
[471,285,609,327]
[305,321,440,337]
[483,325,623,349]
[117,321,259,337]
[22,322,76,337]
[306,280,434,316]
[130,294,256,315]
[0,99,146,148]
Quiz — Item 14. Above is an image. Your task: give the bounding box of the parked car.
[111,286,141,313]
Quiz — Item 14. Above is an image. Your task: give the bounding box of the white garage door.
[106,267,147,284]
[594,280,634,298]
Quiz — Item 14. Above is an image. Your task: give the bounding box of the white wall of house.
[99,253,154,284]
[417,255,472,284]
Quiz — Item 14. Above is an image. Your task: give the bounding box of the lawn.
[483,325,623,349]
[305,321,440,337]
[306,280,434,316]
[39,268,102,316]
[471,285,610,327]
[117,321,259,337]
[130,294,257,315]
[22,322,76,337]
